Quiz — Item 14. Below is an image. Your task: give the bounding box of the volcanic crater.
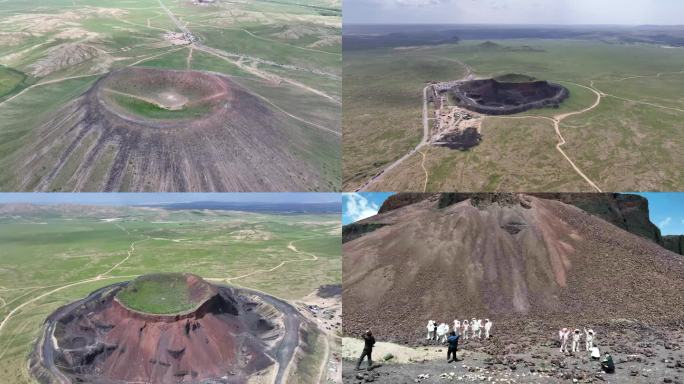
[451,75,569,115]
[29,273,288,384]
[99,68,231,124]
[18,67,335,192]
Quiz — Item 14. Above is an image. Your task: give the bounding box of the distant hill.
[147,201,341,214]
[343,30,460,50]
[343,24,684,47]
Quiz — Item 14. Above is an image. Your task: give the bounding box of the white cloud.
[344,193,380,223]
[658,217,672,228]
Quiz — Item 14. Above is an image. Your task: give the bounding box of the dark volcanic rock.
[378,193,437,214]
[450,78,568,115]
[663,235,684,255]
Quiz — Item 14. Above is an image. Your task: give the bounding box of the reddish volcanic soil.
[342,194,684,344]
[42,276,279,383]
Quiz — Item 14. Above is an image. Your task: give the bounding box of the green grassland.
[0,0,341,191]
[110,92,212,119]
[0,205,341,382]
[0,66,26,99]
[344,40,684,191]
[116,273,205,314]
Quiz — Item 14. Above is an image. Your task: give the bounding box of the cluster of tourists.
[426,318,493,342]
[558,327,614,373]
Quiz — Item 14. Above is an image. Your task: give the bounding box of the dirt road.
[357,58,473,192]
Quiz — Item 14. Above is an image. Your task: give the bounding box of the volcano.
[342,193,684,343]
[450,77,568,115]
[14,68,338,192]
[30,274,285,384]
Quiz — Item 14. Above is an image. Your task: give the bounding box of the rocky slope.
[343,194,684,343]
[362,192,681,255]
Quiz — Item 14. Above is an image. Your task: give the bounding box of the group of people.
[558,327,596,353]
[354,325,614,373]
[426,318,493,342]
[558,327,614,373]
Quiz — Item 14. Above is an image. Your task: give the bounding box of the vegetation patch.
[0,65,27,98]
[116,273,210,314]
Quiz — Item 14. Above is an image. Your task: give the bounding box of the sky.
[342,192,394,225]
[0,193,340,206]
[344,0,684,25]
[634,193,684,236]
[343,192,684,235]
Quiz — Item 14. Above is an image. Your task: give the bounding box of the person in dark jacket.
[446,331,460,363]
[600,352,615,373]
[356,330,376,370]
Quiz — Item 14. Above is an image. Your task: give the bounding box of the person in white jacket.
[559,328,570,353]
[584,328,595,351]
[572,329,581,353]
[426,320,435,340]
[484,319,492,339]
[437,323,449,343]
[471,318,481,339]
[453,319,461,336]
[462,320,470,339]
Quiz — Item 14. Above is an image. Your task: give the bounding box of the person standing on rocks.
[453,319,460,336]
[462,320,470,339]
[355,330,376,371]
[437,323,449,343]
[572,329,581,353]
[426,320,435,340]
[471,318,481,339]
[484,319,492,339]
[446,331,460,363]
[433,321,438,342]
[584,328,595,351]
[559,328,570,353]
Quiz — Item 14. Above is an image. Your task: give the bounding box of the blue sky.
[0,193,340,206]
[345,0,684,25]
[633,193,684,235]
[343,192,684,235]
[342,192,395,225]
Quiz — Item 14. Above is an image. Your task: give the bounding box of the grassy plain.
[343,40,684,191]
[0,0,341,191]
[0,205,341,382]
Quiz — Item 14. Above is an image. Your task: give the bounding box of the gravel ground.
[343,325,684,383]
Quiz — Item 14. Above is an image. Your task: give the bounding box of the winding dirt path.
[186,46,193,70]
[357,58,473,192]
[418,149,429,192]
[0,222,145,359]
[216,238,320,283]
